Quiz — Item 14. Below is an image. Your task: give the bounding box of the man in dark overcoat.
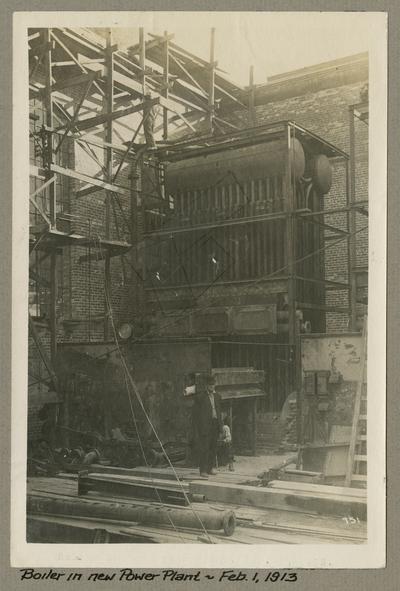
[193,373,222,478]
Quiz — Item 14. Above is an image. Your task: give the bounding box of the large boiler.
[143,123,336,411]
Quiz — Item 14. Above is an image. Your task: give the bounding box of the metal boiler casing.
[308,154,333,194]
[164,138,306,193]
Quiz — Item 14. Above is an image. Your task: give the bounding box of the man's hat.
[204,373,216,386]
[195,372,216,388]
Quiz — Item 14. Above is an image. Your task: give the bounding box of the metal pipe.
[27,495,236,536]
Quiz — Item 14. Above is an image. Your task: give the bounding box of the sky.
[107,12,377,87]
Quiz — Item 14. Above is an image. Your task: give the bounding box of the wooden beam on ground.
[267,480,366,498]
[189,480,367,520]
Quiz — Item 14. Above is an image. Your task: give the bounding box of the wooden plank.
[50,163,128,195]
[87,472,190,492]
[351,474,367,482]
[50,70,101,93]
[56,98,159,132]
[29,195,52,225]
[169,52,208,98]
[74,185,101,199]
[96,465,254,486]
[29,164,45,180]
[267,481,366,498]
[127,33,174,57]
[323,425,352,477]
[189,480,367,519]
[29,176,55,201]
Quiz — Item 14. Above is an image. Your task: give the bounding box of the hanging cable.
[94,235,214,543]
[92,235,186,542]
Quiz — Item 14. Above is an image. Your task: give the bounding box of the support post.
[248,65,256,126]
[348,106,358,331]
[130,158,144,321]
[252,398,257,456]
[208,28,216,133]
[43,28,58,363]
[286,124,303,446]
[104,29,114,341]
[43,29,56,229]
[139,27,146,96]
[162,31,169,140]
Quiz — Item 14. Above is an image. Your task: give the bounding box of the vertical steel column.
[104,29,114,341]
[43,29,57,363]
[348,106,358,331]
[208,28,216,133]
[130,159,144,319]
[286,124,302,445]
[252,398,257,455]
[162,31,169,141]
[139,27,146,95]
[248,65,256,127]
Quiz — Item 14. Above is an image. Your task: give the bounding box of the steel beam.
[348,106,358,331]
[208,28,216,133]
[248,65,256,126]
[162,31,170,140]
[50,164,128,195]
[104,29,114,341]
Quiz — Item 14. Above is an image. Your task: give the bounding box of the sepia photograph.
[11,10,387,568]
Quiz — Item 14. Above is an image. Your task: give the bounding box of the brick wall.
[57,79,136,343]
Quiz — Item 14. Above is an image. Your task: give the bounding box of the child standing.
[221,417,234,471]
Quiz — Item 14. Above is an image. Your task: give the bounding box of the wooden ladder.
[345,317,368,488]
